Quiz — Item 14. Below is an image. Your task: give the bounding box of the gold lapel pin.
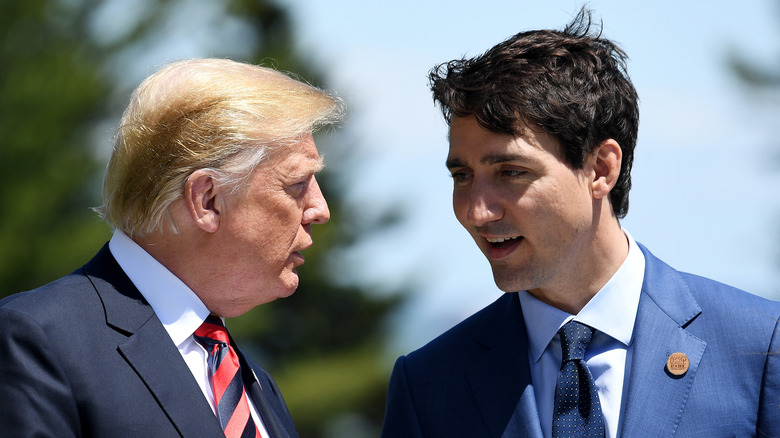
[666,352,689,376]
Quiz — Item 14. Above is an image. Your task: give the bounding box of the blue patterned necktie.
[552,321,605,438]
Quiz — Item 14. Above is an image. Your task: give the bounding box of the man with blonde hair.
[0,58,343,437]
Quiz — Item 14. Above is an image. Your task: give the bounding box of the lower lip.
[485,237,523,260]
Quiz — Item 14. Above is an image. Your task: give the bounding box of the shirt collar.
[109,231,211,346]
[519,230,645,363]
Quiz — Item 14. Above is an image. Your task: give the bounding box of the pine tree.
[0,1,398,436]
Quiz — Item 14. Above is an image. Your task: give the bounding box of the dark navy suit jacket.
[381,244,780,437]
[0,244,298,437]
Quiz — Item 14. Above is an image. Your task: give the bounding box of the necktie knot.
[193,315,262,438]
[559,320,594,363]
[553,320,604,438]
[194,315,230,345]
[194,315,232,373]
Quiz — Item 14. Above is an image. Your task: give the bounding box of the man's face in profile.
[209,134,330,314]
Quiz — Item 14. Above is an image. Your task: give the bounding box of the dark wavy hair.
[430,8,639,218]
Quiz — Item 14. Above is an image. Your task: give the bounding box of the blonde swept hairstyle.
[95,58,344,237]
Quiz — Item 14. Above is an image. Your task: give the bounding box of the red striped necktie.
[194,315,262,438]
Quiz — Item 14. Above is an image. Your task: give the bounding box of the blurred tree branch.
[1,1,400,436]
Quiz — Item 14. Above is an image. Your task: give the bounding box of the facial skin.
[212,133,330,313]
[446,116,627,314]
[144,133,330,317]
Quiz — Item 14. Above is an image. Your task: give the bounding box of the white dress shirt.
[518,231,645,438]
[109,231,269,436]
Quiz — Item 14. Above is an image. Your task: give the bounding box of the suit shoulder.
[404,293,519,366]
[679,271,780,319]
[0,268,101,323]
[640,242,780,314]
[660,256,778,305]
[643,246,780,346]
[0,245,118,321]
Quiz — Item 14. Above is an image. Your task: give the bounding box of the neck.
[529,216,629,315]
[133,226,211,303]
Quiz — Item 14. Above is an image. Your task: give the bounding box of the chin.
[275,274,300,298]
[494,282,524,293]
[491,269,528,293]
[250,271,300,304]
[277,286,298,299]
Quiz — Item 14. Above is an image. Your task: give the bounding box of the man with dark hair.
[382,10,780,438]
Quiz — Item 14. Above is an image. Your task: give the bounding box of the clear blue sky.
[276,0,780,351]
[95,0,780,351]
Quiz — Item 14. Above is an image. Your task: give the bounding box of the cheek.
[253,195,299,227]
[533,185,591,233]
[227,205,289,251]
[452,191,469,224]
[264,207,309,256]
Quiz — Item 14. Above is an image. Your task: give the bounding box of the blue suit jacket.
[0,244,298,437]
[381,244,780,437]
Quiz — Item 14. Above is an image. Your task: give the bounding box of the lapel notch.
[621,246,706,437]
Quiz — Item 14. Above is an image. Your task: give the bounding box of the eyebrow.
[312,156,326,173]
[446,153,530,170]
[289,156,325,180]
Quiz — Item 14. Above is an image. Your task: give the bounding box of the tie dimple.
[560,320,592,362]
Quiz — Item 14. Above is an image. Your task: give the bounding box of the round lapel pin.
[666,352,689,376]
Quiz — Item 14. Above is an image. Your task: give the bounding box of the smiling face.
[211,133,330,315]
[447,116,600,301]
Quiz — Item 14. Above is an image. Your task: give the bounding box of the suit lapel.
[117,319,223,437]
[467,293,544,438]
[240,350,298,438]
[620,245,706,437]
[84,246,222,437]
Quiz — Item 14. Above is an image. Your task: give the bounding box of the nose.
[461,180,502,227]
[303,176,330,224]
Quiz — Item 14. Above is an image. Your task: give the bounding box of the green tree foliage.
[0,0,112,293]
[1,0,398,436]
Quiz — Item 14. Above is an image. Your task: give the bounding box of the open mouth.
[486,236,522,249]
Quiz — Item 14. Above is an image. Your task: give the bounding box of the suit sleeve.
[757,315,780,437]
[381,356,425,438]
[0,308,80,437]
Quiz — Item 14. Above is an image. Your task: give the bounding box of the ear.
[591,139,622,200]
[183,169,221,233]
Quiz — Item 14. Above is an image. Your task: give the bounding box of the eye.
[502,170,525,177]
[500,168,528,179]
[449,170,471,186]
[286,177,310,197]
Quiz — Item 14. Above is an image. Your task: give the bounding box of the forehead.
[262,134,323,172]
[446,116,561,167]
